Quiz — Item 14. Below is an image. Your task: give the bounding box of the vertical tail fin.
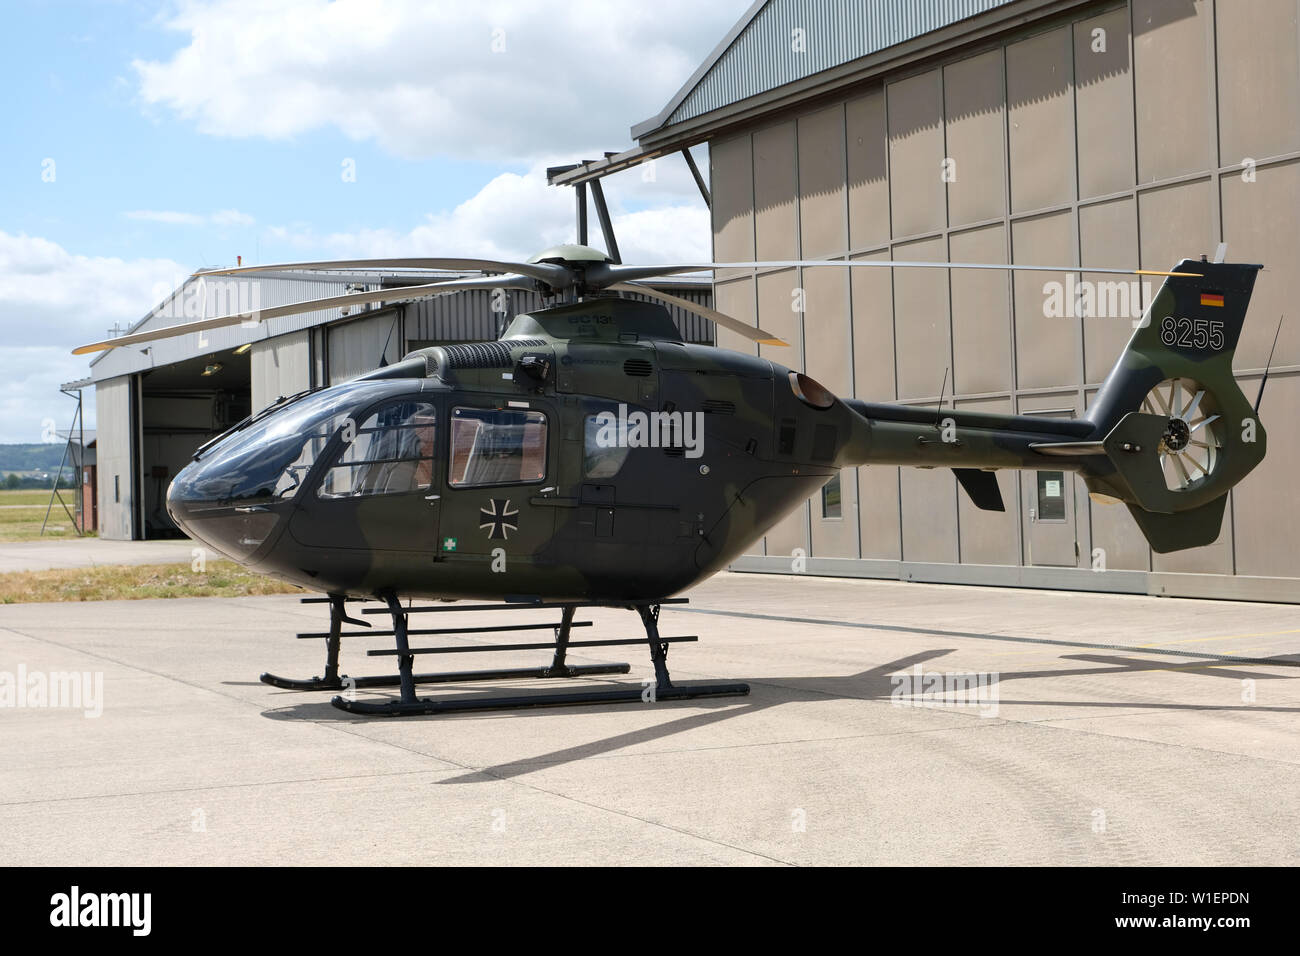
[1083,260,1266,551]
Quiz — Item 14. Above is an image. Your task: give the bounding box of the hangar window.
[449,407,547,487]
[317,401,437,498]
[821,473,842,519]
[1035,471,1067,521]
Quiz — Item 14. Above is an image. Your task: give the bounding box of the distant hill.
[0,443,69,474]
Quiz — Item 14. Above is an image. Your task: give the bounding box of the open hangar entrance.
[137,347,251,539]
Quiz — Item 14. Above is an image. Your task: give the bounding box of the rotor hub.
[1161,417,1191,453]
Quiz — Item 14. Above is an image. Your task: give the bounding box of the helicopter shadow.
[258,643,1300,784]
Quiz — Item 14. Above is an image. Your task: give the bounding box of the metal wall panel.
[850,250,897,401]
[753,121,799,260]
[891,235,950,399]
[955,397,1020,565]
[1074,7,1136,198]
[1133,0,1213,182]
[1079,196,1140,383]
[887,69,947,238]
[857,464,902,559]
[900,465,960,563]
[1007,26,1076,213]
[797,104,849,258]
[846,89,891,250]
[943,49,1008,225]
[1219,159,1300,369]
[1011,210,1078,389]
[1136,179,1213,275]
[1233,372,1300,577]
[950,223,1012,394]
[1215,0,1300,165]
[712,133,757,284]
[757,269,803,371]
[714,277,759,357]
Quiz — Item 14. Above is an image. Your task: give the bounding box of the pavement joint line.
[1007,708,1300,770]
[0,767,466,809]
[667,606,1300,668]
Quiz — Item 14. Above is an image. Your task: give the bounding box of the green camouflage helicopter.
[75,246,1267,715]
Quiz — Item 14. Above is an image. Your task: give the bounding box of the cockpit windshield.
[171,380,421,506]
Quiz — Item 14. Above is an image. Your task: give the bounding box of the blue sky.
[2,0,750,442]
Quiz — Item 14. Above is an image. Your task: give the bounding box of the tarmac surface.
[0,537,194,573]
[2,570,1299,866]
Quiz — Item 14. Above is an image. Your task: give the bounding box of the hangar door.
[328,309,404,384]
[251,330,312,414]
[94,375,138,541]
[1020,406,1080,568]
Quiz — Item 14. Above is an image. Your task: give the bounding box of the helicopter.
[74,245,1267,715]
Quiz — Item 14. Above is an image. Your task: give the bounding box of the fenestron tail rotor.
[1141,378,1223,492]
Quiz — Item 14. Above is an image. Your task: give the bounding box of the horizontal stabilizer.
[953,468,1004,512]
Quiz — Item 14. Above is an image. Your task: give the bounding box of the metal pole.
[575,182,588,245]
[589,179,621,264]
[681,148,711,208]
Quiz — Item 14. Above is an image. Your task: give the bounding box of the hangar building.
[554,0,1300,603]
[86,271,711,541]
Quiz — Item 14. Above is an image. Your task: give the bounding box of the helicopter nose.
[167,457,284,562]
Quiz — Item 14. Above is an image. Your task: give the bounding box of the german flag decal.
[1201,291,1225,307]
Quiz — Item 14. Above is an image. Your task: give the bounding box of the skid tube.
[317,594,749,717]
[261,595,631,693]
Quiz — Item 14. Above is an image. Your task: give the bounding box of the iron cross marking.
[479,498,519,540]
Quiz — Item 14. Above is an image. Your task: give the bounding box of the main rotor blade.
[607,281,789,347]
[589,260,1200,286]
[198,257,572,288]
[72,274,534,355]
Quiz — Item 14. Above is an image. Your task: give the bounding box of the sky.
[0,0,753,443]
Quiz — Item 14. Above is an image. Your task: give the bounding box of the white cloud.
[133,0,751,162]
[260,160,712,264]
[125,209,255,226]
[0,232,190,441]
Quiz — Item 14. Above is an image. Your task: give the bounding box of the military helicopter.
[75,245,1268,715]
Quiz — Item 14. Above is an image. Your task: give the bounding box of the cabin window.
[317,401,437,498]
[448,407,547,487]
[583,414,630,479]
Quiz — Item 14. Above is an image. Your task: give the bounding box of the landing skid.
[262,594,749,716]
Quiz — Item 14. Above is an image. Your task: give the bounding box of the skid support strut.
[312,597,749,717]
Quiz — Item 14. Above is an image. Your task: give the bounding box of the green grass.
[0,561,303,604]
[0,489,90,541]
[0,488,68,507]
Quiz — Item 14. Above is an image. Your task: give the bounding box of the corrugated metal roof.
[638,0,1019,133]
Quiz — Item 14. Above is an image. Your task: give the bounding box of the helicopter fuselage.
[166,297,868,602]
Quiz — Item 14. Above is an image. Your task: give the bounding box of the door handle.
[425,495,441,501]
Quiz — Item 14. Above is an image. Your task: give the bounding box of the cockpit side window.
[448,407,547,487]
[317,401,437,498]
